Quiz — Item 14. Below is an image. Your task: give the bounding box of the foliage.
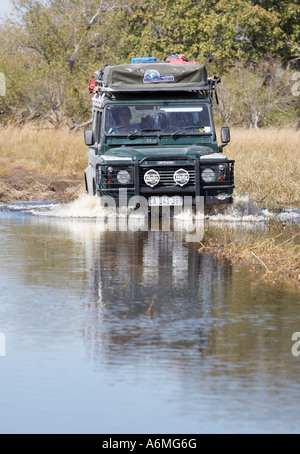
[116,0,286,66]
[215,60,298,128]
[0,0,299,127]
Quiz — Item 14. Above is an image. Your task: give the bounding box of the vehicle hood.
[99,145,227,162]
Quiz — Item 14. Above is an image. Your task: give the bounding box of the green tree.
[250,0,300,64]
[1,0,124,125]
[215,60,298,128]
[114,0,286,68]
[1,0,299,126]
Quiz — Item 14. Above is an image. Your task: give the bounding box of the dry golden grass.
[0,126,299,207]
[0,162,14,177]
[0,127,86,178]
[199,228,300,287]
[225,128,300,208]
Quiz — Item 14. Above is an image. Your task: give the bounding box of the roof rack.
[89,55,220,103]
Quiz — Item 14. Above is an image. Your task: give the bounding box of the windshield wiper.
[127,128,161,139]
[171,126,211,137]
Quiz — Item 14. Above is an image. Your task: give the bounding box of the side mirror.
[220,126,230,144]
[84,129,94,147]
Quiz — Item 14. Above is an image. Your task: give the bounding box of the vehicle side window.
[92,109,101,144]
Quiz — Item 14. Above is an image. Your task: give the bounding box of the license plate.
[148,196,183,206]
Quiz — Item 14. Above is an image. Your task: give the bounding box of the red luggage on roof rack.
[165,54,200,65]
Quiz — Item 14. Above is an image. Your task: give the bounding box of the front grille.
[96,158,235,198]
[140,166,196,187]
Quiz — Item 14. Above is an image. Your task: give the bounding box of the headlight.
[201,168,215,183]
[117,170,131,184]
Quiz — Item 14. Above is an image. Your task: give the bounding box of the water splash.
[1,193,299,224]
[32,194,107,218]
[0,201,61,213]
[206,193,300,224]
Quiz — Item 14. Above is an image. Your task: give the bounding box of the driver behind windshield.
[107,106,140,134]
[106,104,211,134]
[116,107,133,132]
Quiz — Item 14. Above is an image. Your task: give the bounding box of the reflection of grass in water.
[147,294,157,316]
[200,226,300,287]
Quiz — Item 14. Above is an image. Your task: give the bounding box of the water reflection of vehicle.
[3,209,300,433]
[78,223,232,361]
[13,213,300,386]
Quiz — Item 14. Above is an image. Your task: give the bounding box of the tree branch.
[70,119,92,131]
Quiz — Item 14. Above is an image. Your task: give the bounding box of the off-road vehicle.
[84,54,234,208]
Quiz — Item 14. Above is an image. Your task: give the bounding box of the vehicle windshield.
[104,103,212,135]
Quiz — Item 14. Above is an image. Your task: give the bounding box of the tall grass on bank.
[0,127,299,207]
[0,127,86,178]
[225,128,300,208]
[199,227,300,287]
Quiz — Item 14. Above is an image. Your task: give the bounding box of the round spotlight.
[144,169,160,187]
[174,169,190,186]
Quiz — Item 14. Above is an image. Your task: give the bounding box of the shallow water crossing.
[0,197,299,434]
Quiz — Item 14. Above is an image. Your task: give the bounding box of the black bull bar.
[96,156,235,203]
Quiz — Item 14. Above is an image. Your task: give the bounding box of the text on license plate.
[148,196,183,206]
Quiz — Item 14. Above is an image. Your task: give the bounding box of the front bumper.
[96,156,235,205]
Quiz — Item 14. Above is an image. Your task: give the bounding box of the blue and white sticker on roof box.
[143,69,174,84]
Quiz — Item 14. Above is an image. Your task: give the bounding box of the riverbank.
[0,127,86,202]
[0,176,84,203]
[199,226,300,288]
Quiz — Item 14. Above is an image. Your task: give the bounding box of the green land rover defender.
[84,55,234,208]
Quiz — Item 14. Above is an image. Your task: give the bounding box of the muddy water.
[0,197,299,434]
